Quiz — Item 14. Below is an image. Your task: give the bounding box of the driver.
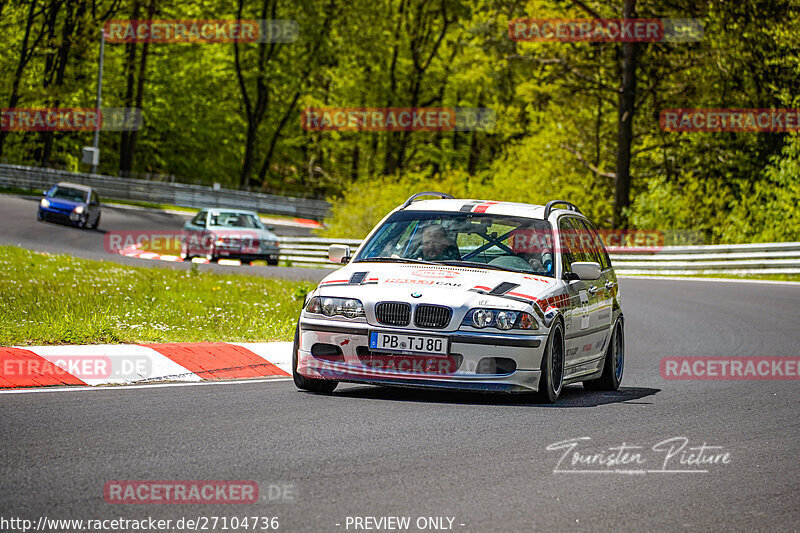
[416,224,460,261]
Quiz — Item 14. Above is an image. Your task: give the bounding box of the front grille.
[375,302,411,326]
[414,305,452,329]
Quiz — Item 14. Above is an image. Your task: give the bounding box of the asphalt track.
[1,194,799,531]
[0,194,328,281]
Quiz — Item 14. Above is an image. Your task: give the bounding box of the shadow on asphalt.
[317,384,660,408]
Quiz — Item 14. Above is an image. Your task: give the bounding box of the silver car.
[181,208,280,265]
[293,192,624,403]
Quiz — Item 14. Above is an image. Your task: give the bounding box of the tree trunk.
[613,0,637,228]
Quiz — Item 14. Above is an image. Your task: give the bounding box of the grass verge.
[0,245,315,345]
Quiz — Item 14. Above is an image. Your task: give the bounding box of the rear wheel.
[536,320,565,403]
[584,318,624,391]
[292,323,338,393]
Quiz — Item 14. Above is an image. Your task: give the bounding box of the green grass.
[621,272,800,282]
[0,245,315,345]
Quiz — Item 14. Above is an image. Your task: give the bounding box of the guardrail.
[0,163,330,221]
[278,238,800,275]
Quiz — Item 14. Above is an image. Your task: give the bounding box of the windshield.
[354,210,555,276]
[48,186,87,203]
[208,212,264,229]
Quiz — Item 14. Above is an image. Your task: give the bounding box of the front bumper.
[38,207,84,225]
[297,317,547,393]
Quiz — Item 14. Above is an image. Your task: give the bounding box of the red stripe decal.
[320,279,349,285]
[474,285,492,291]
[143,343,289,379]
[0,348,87,388]
[472,201,499,213]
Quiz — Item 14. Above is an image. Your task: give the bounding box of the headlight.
[73,205,85,214]
[40,199,50,208]
[306,296,365,319]
[463,309,537,330]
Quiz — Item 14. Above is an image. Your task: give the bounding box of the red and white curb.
[0,342,292,389]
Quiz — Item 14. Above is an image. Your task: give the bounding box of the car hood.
[315,263,561,314]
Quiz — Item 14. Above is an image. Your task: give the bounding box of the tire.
[292,323,338,393]
[180,245,193,262]
[78,217,87,229]
[240,259,251,265]
[267,259,279,266]
[205,245,218,263]
[536,319,565,403]
[584,318,624,391]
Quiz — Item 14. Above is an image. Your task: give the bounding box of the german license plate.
[369,332,449,355]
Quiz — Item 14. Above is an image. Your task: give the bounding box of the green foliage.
[1,0,798,242]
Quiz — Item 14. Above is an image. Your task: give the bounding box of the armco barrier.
[0,164,330,221]
[278,238,800,275]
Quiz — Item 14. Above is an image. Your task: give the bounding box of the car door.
[557,216,591,368]
[574,218,614,359]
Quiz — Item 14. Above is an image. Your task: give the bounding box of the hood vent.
[489,282,519,296]
[349,271,368,284]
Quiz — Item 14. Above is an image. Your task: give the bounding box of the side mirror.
[328,244,351,264]
[267,225,276,231]
[570,261,602,280]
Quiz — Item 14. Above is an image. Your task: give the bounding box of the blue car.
[37,182,102,229]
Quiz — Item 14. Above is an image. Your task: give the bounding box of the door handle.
[587,286,599,295]
[605,281,616,290]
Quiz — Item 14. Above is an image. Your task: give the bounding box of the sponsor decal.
[660,356,800,380]
[384,279,462,287]
[411,269,460,279]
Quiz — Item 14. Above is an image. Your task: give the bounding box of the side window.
[191,211,207,227]
[573,218,611,270]
[558,217,579,273]
[579,219,611,270]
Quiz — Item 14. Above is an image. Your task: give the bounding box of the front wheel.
[536,320,565,403]
[584,318,624,391]
[292,323,338,393]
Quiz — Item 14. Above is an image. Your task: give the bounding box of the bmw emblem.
[411,292,422,298]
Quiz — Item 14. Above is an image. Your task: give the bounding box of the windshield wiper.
[354,257,437,265]
[434,260,529,273]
